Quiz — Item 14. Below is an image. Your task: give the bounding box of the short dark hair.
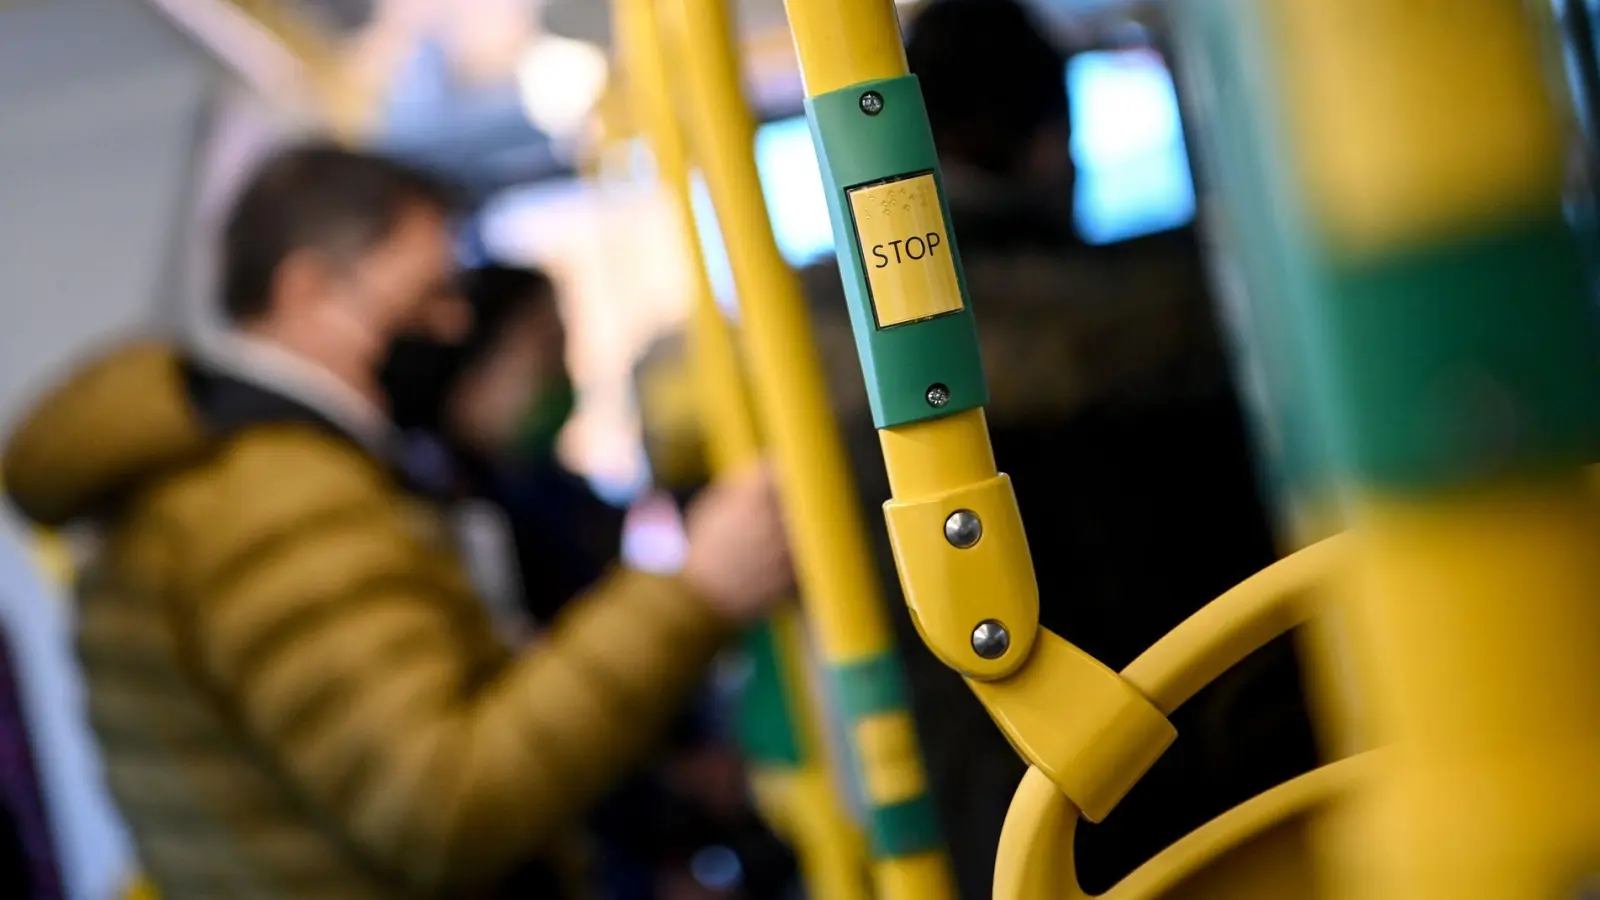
[220,142,458,322]
[906,0,1069,175]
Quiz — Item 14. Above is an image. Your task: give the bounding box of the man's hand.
[681,461,794,622]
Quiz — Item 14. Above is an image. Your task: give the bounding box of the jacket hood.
[3,342,207,527]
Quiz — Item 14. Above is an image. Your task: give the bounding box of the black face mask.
[378,334,459,437]
[379,332,575,465]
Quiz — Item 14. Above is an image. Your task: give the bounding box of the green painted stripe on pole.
[1314,215,1600,487]
[868,793,944,858]
[734,623,806,767]
[829,652,910,720]
[806,75,990,430]
[1174,0,1600,493]
[1171,0,1337,523]
[826,653,946,855]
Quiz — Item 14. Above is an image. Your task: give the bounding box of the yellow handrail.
[658,0,957,896]
[777,0,1600,898]
[782,0,1174,836]
[1121,532,1343,716]
[216,0,371,139]
[611,1,871,896]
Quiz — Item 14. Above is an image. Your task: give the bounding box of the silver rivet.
[971,620,1010,660]
[944,509,982,549]
[859,91,885,116]
[925,383,950,407]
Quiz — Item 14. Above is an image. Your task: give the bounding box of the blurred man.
[3,144,794,900]
[805,0,1315,895]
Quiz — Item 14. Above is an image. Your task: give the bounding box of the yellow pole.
[780,0,907,96]
[216,0,371,139]
[782,3,1600,899]
[1326,484,1600,899]
[611,2,872,896]
[658,0,957,896]
[778,0,1190,895]
[1188,0,1600,896]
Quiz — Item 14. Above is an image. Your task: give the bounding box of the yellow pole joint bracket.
[972,633,1175,823]
[883,474,1038,681]
[876,411,1174,822]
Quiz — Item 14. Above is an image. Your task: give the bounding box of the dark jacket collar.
[178,335,432,494]
[187,333,392,454]
[181,361,348,444]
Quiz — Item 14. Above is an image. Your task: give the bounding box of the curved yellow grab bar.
[1122,533,1347,715]
[992,534,1350,899]
[995,752,1371,900]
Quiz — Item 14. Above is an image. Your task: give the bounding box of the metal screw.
[859,91,885,116]
[971,620,1011,660]
[944,509,983,549]
[925,383,950,408]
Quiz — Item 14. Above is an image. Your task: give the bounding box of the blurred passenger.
[380,263,621,629]
[804,0,1315,895]
[2,143,794,900]
[380,263,798,898]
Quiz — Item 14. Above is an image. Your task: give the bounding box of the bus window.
[1068,48,1198,245]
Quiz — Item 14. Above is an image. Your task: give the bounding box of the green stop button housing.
[807,75,990,429]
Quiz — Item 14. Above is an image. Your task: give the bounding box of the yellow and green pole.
[656,0,956,896]
[779,3,1341,897]
[612,2,871,895]
[780,0,1184,882]
[787,1,1600,897]
[1175,1,1600,896]
[1164,0,1368,759]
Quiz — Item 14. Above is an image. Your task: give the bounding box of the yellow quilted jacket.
[3,343,732,900]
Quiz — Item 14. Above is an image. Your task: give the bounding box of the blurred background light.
[1068,47,1196,245]
[515,33,609,137]
[689,844,744,891]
